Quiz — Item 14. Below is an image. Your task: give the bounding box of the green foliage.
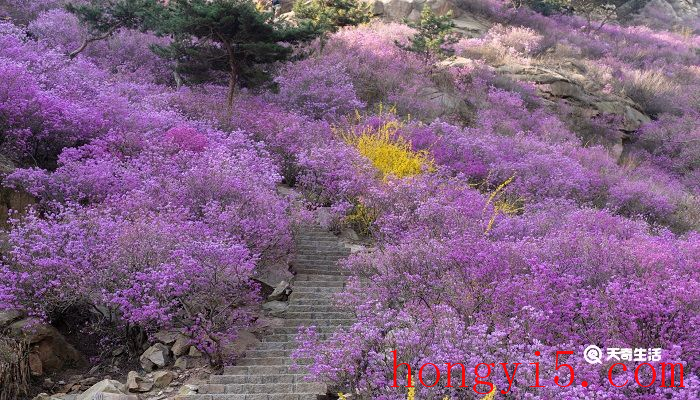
[151,0,317,104]
[65,0,162,57]
[398,7,458,60]
[510,0,571,16]
[293,0,372,34]
[511,0,617,24]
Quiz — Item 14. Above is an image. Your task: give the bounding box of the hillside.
[0,0,698,399]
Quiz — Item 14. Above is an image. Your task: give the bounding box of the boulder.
[126,371,153,392]
[0,309,24,327]
[139,343,170,372]
[178,384,198,395]
[153,330,179,345]
[170,335,190,357]
[262,300,289,316]
[268,281,292,302]
[76,379,127,400]
[225,330,260,358]
[7,318,84,375]
[188,346,203,357]
[173,357,188,370]
[153,370,175,388]
[29,352,43,376]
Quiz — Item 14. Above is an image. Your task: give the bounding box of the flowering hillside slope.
[0,0,698,399]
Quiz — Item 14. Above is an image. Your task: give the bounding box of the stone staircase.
[187,226,353,400]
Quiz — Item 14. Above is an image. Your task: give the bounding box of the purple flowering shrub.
[0,17,292,358]
[28,9,172,84]
[273,57,365,120]
[4,123,291,360]
[0,58,106,168]
[296,193,700,398]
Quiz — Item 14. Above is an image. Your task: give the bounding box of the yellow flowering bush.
[345,201,377,236]
[340,118,434,180]
[483,174,523,234]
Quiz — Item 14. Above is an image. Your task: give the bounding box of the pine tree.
[293,0,372,35]
[152,0,316,106]
[66,0,162,58]
[398,7,458,61]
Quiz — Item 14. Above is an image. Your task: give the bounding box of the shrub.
[617,69,681,117]
[28,9,172,83]
[340,118,434,179]
[273,58,365,120]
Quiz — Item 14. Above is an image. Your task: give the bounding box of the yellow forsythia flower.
[340,119,434,180]
[483,174,522,234]
[481,385,497,400]
[338,393,347,400]
[345,202,377,236]
[406,385,415,400]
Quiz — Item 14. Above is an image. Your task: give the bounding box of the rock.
[140,343,171,372]
[363,0,384,15]
[111,347,124,357]
[29,352,43,376]
[0,309,24,328]
[268,280,292,301]
[42,378,55,390]
[152,370,175,388]
[262,300,288,316]
[225,330,260,358]
[170,335,190,357]
[173,357,188,370]
[95,395,138,400]
[76,379,126,400]
[7,318,84,374]
[253,262,294,296]
[153,330,179,345]
[188,346,202,357]
[177,384,198,396]
[79,377,99,389]
[126,371,153,392]
[339,227,360,242]
[452,14,491,36]
[32,394,51,400]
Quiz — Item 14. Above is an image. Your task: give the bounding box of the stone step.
[199,224,351,399]
[289,290,342,304]
[199,381,325,395]
[293,268,348,276]
[286,305,345,313]
[294,265,344,272]
[287,299,337,307]
[293,280,345,288]
[294,259,343,266]
[295,236,338,242]
[244,349,295,358]
[296,242,350,250]
[284,311,353,319]
[294,274,348,281]
[223,365,302,375]
[261,332,334,342]
[296,251,348,257]
[295,254,345,261]
[271,326,348,335]
[281,319,352,327]
[255,341,299,350]
[237,357,312,366]
[296,243,348,249]
[292,286,343,294]
[210,374,308,384]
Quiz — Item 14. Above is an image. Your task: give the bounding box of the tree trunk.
[68,27,119,59]
[227,66,237,109]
